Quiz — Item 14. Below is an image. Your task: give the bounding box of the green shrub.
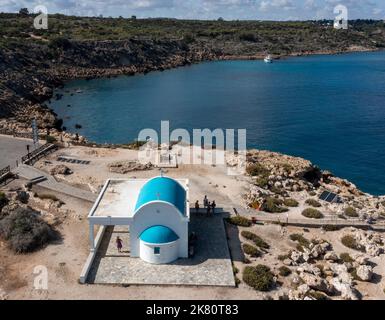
[308,191,317,196]
[289,234,310,248]
[261,197,288,213]
[350,268,363,281]
[45,135,57,144]
[242,243,261,257]
[283,198,299,207]
[226,216,252,227]
[305,199,322,207]
[278,253,290,261]
[341,235,365,252]
[246,163,269,177]
[340,252,354,263]
[255,176,269,188]
[344,207,359,217]
[278,266,291,277]
[302,208,323,219]
[241,230,270,249]
[242,265,275,291]
[0,206,58,253]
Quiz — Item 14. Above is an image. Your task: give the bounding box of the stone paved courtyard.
[87,211,235,286]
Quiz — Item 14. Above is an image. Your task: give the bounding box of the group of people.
[195,195,216,216]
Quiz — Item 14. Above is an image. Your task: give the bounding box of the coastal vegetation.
[289,233,310,249]
[226,216,252,227]
[344,207,359,217]
[302,208,323,219]
[242,265,275,291]
[1,12,385,131]
[341,235,365,252]
[278,266,292,277]
[283,198,299,207]
[241,230,270,250]
[305,198,322,207]
[0,206,58,253]
[242,243,261,257]
[261,197,288,213]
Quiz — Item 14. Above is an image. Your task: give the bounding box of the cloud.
[259,0,295,12]
[0,0,384,20]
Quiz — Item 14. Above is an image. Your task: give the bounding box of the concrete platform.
[87,212,235,287]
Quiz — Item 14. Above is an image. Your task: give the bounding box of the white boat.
[264,55,273,63]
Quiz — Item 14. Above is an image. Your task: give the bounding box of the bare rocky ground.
[1,144,385,300]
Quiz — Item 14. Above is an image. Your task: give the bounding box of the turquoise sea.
[50,51,385,195]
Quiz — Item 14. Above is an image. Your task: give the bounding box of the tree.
[131,15,137,20]
[19,8,29,16]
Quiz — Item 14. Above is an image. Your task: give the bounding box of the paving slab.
[87,212,235,287]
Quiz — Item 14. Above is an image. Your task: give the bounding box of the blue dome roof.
[139,225,179,244]
[135,177,186,215]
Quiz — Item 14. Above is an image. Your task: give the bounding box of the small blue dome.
[135,177,186,215]
[139,225,179,244]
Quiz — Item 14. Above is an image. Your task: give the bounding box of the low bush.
[344,207,359,217]
[242,265,275,291]
[305,199,322,207]
[241,230,270,249]
[242,243,261,257]
[45,135,57,144]
[255,176,269,188]
[302,208,323,219]
[226,216,252,227]
[261,197,288,213]
[289,234,310,248]
[341,235,365,252]
[308,191,317,196]
[340,252,354,263]
[0,207,58,253]
[278,253,290,261]
[278,266,292,277]
[283,198,299,207]
[246,163,269,177]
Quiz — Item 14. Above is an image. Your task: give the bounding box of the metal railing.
[0,165,12,184]
[21,143,58,165]
[0,128,34,139]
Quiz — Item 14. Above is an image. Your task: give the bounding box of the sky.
[0,0,385,20]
